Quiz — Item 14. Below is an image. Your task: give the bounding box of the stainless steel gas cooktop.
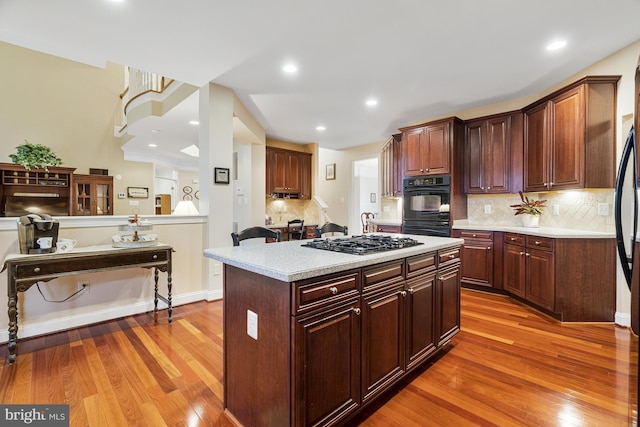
[302,234,422,255]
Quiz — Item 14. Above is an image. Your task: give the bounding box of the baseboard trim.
[615,311,631,327]
[0,290,208,343]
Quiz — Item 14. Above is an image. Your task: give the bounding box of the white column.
[198,83,234,299]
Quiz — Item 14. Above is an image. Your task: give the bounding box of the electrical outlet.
[484,204,492,214]
[553,205,560,216]
[598,203,609,216]
[247,310,258,340]
[77,280,89,294]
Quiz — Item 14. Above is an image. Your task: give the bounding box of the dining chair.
[231,226,281,246]
[287,219,305,241]
[315,223,349,238]
[361,212,375,233]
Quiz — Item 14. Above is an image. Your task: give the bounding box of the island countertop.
[203,233,463,282]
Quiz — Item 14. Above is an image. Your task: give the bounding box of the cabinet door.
[361,286,405,403]
[503,243,526,298]
[464,120,484,193]
[392,135,403,196]
[287,152,301,193]
[405,272,436,370]
[271,149,288,192]
[550,86,584,190]
[460,240,493,288]
[436,264,460,346]
[294,302,361,427]
[299,153,311,199]
[403,128,425,176]
[526,249,555,312]
[524,103,549,192]
[485,116,511,193]
[424,122,450,175]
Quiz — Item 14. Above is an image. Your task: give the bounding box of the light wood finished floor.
[0,289,637,426]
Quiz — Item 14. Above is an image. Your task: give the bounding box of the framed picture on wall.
[326,163,336,180]
[214,167,230,184]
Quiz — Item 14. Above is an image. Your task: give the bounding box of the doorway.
[352,158,378,234]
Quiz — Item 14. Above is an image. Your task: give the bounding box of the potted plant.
[510,191,547,227]
[9,140,63,171]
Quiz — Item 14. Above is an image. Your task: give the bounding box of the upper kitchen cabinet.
[401,118,463,177]
[266,147,312,199]
[464,111,523,194]
[523,76,620,192]
[380,133,402,198]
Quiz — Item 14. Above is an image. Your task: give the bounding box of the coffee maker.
[17,214,59,254]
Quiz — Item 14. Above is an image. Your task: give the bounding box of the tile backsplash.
[265,198,320,226]
[465,189,614,232]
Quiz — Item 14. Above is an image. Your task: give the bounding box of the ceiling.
[2,0,640,168]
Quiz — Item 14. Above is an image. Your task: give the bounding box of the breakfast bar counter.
[204,233,463,427]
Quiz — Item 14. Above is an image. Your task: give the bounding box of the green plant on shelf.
[9,140,63,171]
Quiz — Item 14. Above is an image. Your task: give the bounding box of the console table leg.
[153,267,159,313]
[167,272,172,323]
[7,293,18,364]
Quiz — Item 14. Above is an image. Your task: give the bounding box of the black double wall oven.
[402,175,451,237]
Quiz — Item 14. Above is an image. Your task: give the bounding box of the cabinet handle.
[550,182,554,187]
[519,252,525,256]
[526,253,531,257]
[534,241,541,245]
[487,187,491,190]
[152,254,158,260]
[472,234,477,238]
[439,276,445,281]
[487,247,491,250]
[33,267,41,273]
[480,187,484,190]
[448,254,456,259]
[353,308,361,315]
[400,291,407,297]
[543,182,548,186]
[329,286,338,295]
[408,288,414,294]
[510,237,517,241]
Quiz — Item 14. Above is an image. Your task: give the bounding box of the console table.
[2,243,173,364]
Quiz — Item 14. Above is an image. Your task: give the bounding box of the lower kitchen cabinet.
[294,299,361,426]
[223,247,462,427]
[453,230,495,289]
[502,233,615,321]
[372,223,402,233]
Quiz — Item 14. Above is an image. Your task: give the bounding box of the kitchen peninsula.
[204,234,463,427]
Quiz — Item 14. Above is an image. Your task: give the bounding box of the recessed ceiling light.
[189,120,199,125]
[148,143,157,148]
[151,129,161,133]
[316,125,326,131]
[180,144,200,157]
[546,40,567,51]
[283,64,298,73]
[365,98,378,107]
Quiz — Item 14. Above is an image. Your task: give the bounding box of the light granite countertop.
[452,224,614,239]
[204,233,463,282]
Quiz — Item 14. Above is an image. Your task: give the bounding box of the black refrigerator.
[614,61,639,422]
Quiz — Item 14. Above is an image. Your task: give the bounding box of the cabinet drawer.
[438,247,461,267]
[294,271,360,314]
[362,260,404,292]
[505,233,525,245]
[376,224,402,233]
[526,236,554,251]
[406,252,437,278]
[459,230,493,241]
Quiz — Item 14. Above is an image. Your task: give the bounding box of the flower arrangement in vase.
[509,191,547,227]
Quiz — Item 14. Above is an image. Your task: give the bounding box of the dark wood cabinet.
[454,230,495,289]
[402,120,451,177]
[372,223,402,233]
[0,163,76,216]
[294,299,361,426]
[266,147,312,199]
[523,76,620,191]
[464,112,523,194]
[502,233,615,321]
[380,133,402,198]
[223,246,462,427]
[72,174,113,216]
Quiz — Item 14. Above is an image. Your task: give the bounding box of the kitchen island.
[204,234,463,427]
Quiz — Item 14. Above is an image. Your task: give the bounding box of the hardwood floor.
[0,289,636,426]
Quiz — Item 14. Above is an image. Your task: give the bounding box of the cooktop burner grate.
[302,235,422,255]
